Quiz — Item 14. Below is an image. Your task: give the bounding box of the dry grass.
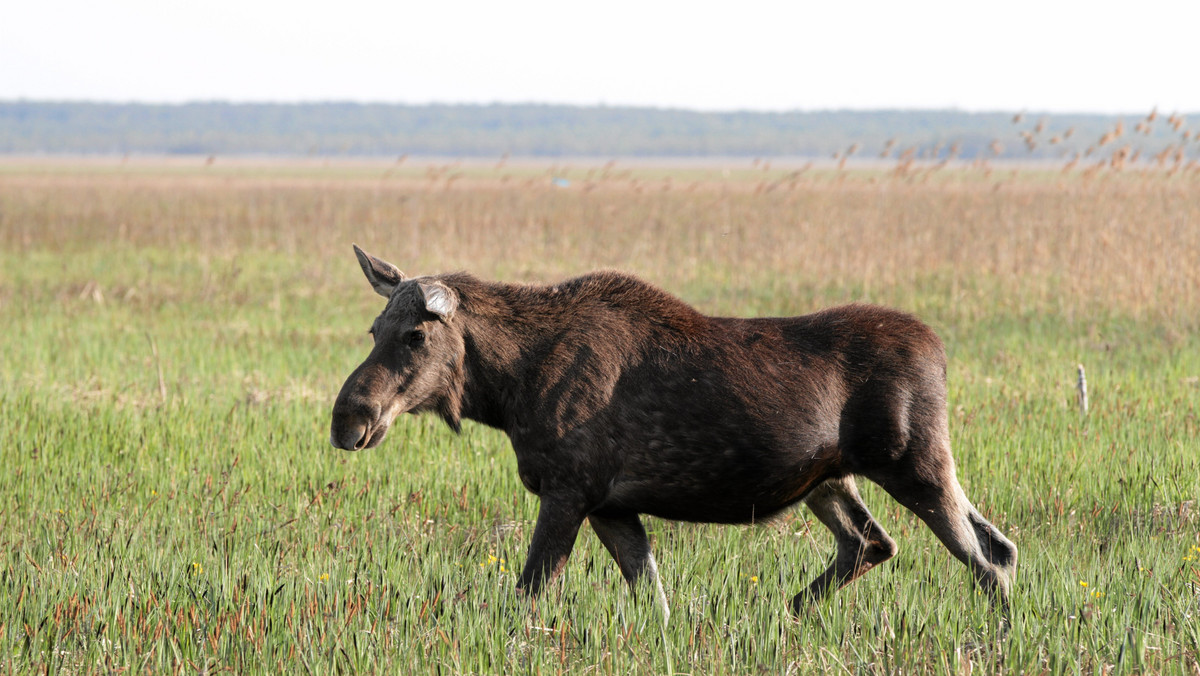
[3,160,1198,329]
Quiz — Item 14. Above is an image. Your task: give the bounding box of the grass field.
[1,158,1198,674]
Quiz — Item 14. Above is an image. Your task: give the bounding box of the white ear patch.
[418,281,458,320]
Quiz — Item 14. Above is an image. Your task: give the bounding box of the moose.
[330,246,1017,618]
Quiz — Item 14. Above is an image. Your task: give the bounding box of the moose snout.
[330,420,370,451]
[330,397,384,451]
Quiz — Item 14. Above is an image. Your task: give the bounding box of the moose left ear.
[418,281,458,321]
[353,244,405,298]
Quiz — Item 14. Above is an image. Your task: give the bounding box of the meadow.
[1,158,1198,674]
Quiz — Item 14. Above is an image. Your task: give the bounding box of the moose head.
[329,246,466,451]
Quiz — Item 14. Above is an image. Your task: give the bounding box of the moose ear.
[418,281,458,321]
[353,244,405,298]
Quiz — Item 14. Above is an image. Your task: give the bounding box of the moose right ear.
[353,244,405,298]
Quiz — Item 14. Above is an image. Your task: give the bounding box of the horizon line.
[1,98,1189,118]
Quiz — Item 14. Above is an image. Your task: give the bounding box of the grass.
[1,159,1198,674]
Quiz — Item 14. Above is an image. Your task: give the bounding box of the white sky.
[3,0,1198,113]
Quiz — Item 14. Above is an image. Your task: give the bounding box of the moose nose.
[330,422,369,451]
[330,392,383,450]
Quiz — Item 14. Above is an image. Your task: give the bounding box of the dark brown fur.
[331,247,1017,618]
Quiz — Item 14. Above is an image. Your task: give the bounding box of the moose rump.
[330,246,1017,618]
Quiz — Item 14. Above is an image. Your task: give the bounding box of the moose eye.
[408,330,426,348]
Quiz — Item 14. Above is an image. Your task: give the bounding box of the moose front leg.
[588,511,670,620]
[517,497,587,597]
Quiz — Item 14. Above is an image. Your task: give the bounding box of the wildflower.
[191,562,203,575]
[1091,591,1104,598]
[319,573,330,582]
[1079,581,1088,587]
[749,576,759,584]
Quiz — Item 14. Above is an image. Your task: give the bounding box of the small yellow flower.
[749,576,758,584]
[151,490,157,496]
[319,573,330,582]
[1091,591,1104,598]
[191,562,203,575]
[1079,581,1088,587]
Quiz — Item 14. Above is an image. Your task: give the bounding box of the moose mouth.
[329,418,391,451]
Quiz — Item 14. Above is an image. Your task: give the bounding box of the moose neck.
[448,277,558,433]
[437,270,705,436]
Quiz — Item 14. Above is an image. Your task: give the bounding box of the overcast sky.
[3,0,1198,113]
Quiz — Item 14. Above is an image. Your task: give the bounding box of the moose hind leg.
[793,476,898,613]
[588,511,669,620]
[872,453,1017,613]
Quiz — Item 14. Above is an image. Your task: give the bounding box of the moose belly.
[599,438,840,524]
[579,363,843,523]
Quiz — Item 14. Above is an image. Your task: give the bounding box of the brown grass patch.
[2,161,1197,326]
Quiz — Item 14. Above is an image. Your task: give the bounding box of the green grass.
[1,165,1198,673]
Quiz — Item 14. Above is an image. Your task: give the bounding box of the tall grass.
[1,161,1197,673]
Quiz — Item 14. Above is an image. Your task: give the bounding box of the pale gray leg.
[873,462,1017,614]
[794,476,898,613]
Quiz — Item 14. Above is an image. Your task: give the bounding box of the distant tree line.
[0,101,1193,160]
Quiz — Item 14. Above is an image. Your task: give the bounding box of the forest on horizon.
[1,100,1195,161]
